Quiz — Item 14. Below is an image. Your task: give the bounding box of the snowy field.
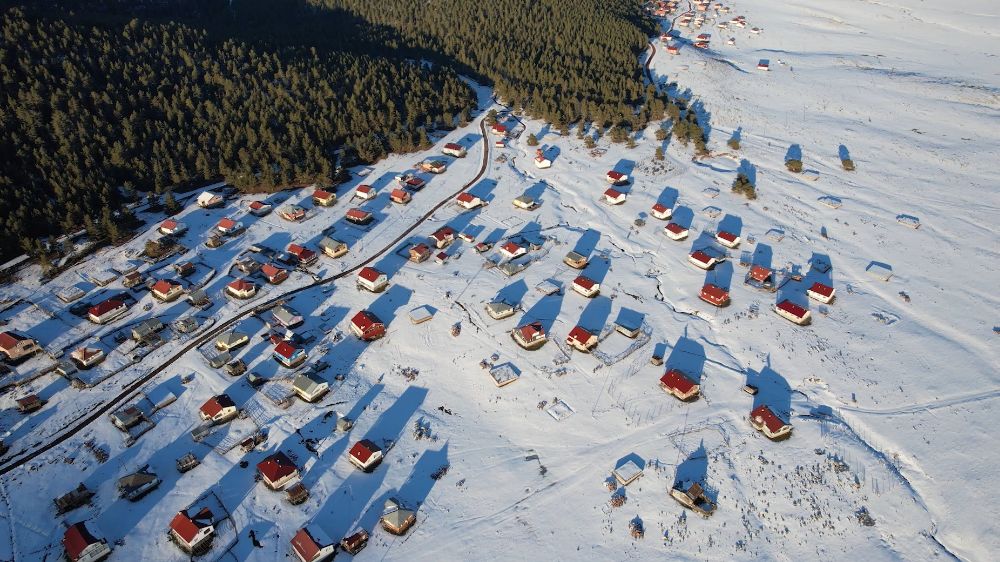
[0,0,998,560]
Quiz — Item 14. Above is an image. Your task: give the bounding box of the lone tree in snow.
[526,133,539,146]
[655,147,665,161]
[655,126,669,142]
[584,135,596,149]
[485,108,498,125]
[785,158,803,173]
[841,158,855,171]
[727,137,741,151]
[732,172,757,200]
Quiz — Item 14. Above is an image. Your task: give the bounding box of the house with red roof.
[354,184,375,201]
[490,123,507,136]
[749,405,792,440]
[409,243,431,263]
[87,299,127,324]
[312,189,337,207]
[699,283,730,307]
[261,264,289,285]
[357,267,388,292]
[63,521,111,562]
[715,230,740,249]
[456,192,483,210]
[572,275,600,298]
[151,279,183,302]
[429,226,456,249]
[512,321,547,350]
[499,241,526,260]
[566,326,598,352]
[291,526,336,562]
[199,394,237,423]
[345,208,374,225]
[16,394,44,413]
[226,279,256,299]
[774,299,811,325]
[651,202,673,220]
[348,439,384,472]
[604,188,627,205]
[258,451,299,490]
[169,508,215,552]
[660,369,700,401]
[807,282,835,304]
[435,251,449,264]
[249,200,272,216]
[216,217,241,235]
[443,142,467,158]
[418,160,448,174]
[159,219,186,236]
[667,43,681,55]
[745,265,774,290]
[606,170,628,185]
[390,188,412,205]
[664,222,689,240]
[350,311,386,341]
[279,204,307,222]
[71,347,105,368]
[688,250,720,270]
[0,331,40,362]
[273,341,307,368]
[400,175,426,190]
[288,243,318,266]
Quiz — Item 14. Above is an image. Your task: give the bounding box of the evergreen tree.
[526,133,539,147]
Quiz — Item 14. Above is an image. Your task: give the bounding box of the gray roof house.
[272,305,303,328]
[292,373,329,403]
[132,318,165,341]
[117,469,161,501]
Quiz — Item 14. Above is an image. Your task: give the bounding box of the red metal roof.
[689,250,712,264]
[604,188,624,199]
[660,369,696,394]
[391,189,410,201]
[491,123,507,132]
[313,189,334,200]
[567,326,593,344]
[716,230,737,243]
[501,241,523,255]
[410,243,430,254]
[750,405,788,433]
[274,341,299,360]
[350,439,380,464]
[89,299,124,318]
[456,192,477,203]
[291,528,323,561]
[652,203,668,213]
[151,280,177,295]
[250,200,267,210]
[665,222,687,234]
[700,283,729,305]
[351,310,381,332]
[217,218,236,230]
[0,331,27,350]
[358,267,384,283]
[574,276,597,290]
[200,394,234,418]
[288,244,316,260]
[607,170,625,180]
[170,508,213,544]
[261,264,284,278]
[518,322,544,341]
[257,451,297,483]
[63,522,100,561]
[228,279,254,292]
[776,299,808,318]
[356,184,373,193]
[160,219,178,230]
[431,226,455,241]
[748,265,772,282]
[444,142,463,151]
[346,208,371,220]
[809,282,834,298]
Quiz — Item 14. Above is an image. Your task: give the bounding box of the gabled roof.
[660,369,696,394]
[257,451,297,482]
[151,279,178,295]
[776,299,808,318]
[227,279,255,292]
[689,250,713,264]
[89,299,125,317]
[249,200,269,210]
[501,241,523,254]
[748,265,772,282]
[604,188,624,199]
[170,508,214,543]
[390,188,410,200]
[430,226,456,241]
[346,208,371,220]
[607,170,625,180]
[356,184,374,193]
[665,222,688,234]
[313,189,334,199]
[350,439,381,464]
[567,326,594,345]
[410,243,430,253]
[573,276,597,290]
[291,527,327,561]
[808,282,834,298]
[358,267,385,283]
[63,522,102,561]
[444,142,463,151]
[293,373,326,394]
[160,219,180,231]
[217,218,236,230]
[652,202,669,213]
[200,394,235,418]
[716,230,738,243]
[351,310,382,331]
[700,283,728,303]
[518,321,545,341]
[273,341,301,360]
[750,404,788,433]
[261,264,285,278]
[0,331,30,350]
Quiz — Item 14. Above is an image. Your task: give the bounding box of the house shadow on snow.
[495,280,529,307]
[717,214,742,237]
[785,143,802,162]
[577,295,612,333]
[806,251,834,286]
[520,292,565,333]
[612,159,636,180]
[572,228,602,259]
[705,260,733,291]
[738,159,757,186]
[747,358,792,418]
[674,441,716,502]
[838,144,851,161]
[752,244,774,269]
[581,254,611,284]
[656,187,679,209]
[672,206,694,229]
[665,332,706,383]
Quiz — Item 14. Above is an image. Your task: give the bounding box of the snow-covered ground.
[0,1,998,560]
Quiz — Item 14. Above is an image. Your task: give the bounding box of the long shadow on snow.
[665,331,706,384]
[747,357,792,419]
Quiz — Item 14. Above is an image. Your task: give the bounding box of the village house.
[442,142,467,158]
[63,521,112,562]
[151,279,183,302]
[87,299,127,324]
[390,188,412,204]
[664,222,690,241]
[435,251,449,265]
[475,241,492,253]
[279,204,307,222]
[313,189,337,207]
[490,123,507,136]
[485,300,516,320]
[499,241,527,260]
[715,230,740,249]
[318,237,349,259]
[456,192,483,210]
[159,219,187,236]
[187,289,210,308]
[261,263,289,285]
[235,255,261,275]
[563,251,588,269]
[122,271,143,288]
[110,406,143,431]
[807,281,836,304]
[745,265,775,290]
[249,200,272,216]
[512,321,547,350]
[173,261,196,277]
[273,341,308,368]
[287,244,319,266]
[345,208,374,225]
[606,170,628,185]
[660,369,700,401]
[199,394,238,424]
[169,508,215,553]
[350,310,386,341]
[291,526,336,562]
[651,202,673,220]
[419,160,447,174]
[409,243,432,263]
[429,226,457,249]
[226,279,257,299]
[216,217,242,235]
[494,138,506,148]
[513,194,538,210]
[354,184,375,201]
[604,188,627,205]
[0,331,40,362]
[258,451,300,490]
[340,530,369,556]
[380,499,416,535]
[272,305,304,328]
[614,312,643,338]
[667,43,681,55]
[774,299,811,325]
[15,393,43,413]
[750,404,792,440]
[566,326,598,352]
[688,250,721,270]
[197,191,224,208]
[348,439,384,472]
[398,174,426,191]
[71,347,105,368]
[533,148,552,169]
[215,331,249,352]
[292,372,329,402]
[357,267,388,292]
[757,59,770,71]
[699,283,730,307]
[117,470,161,502]
[572,275,600,298]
